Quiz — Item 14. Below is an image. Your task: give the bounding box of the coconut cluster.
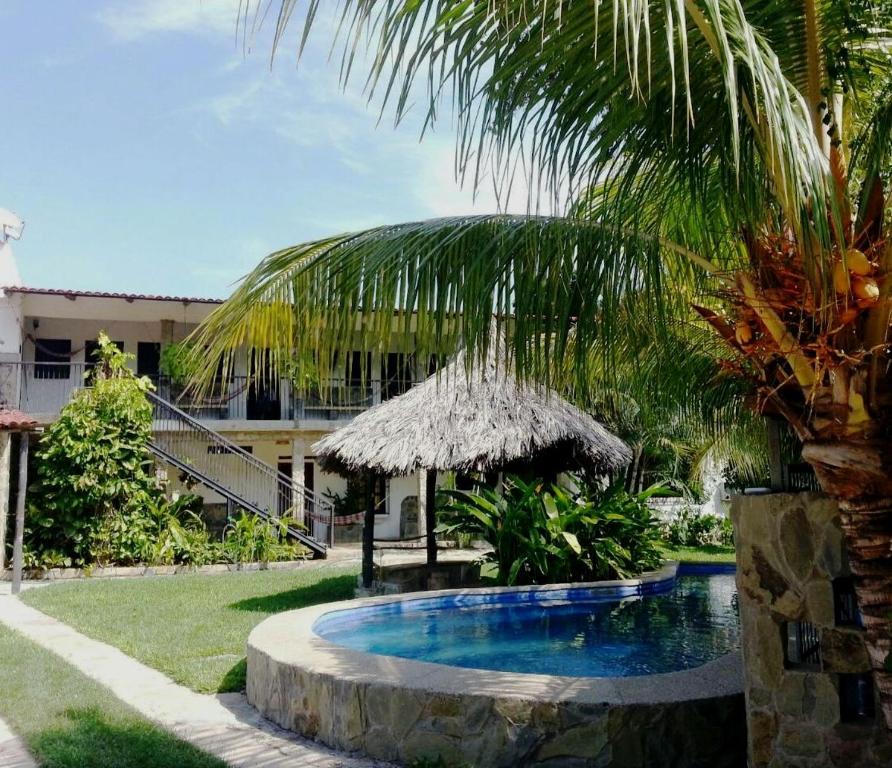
[832,247,880,323]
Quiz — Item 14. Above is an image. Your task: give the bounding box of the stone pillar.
[732,492,892,767]
[0,431,10,572]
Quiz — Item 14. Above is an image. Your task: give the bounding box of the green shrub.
[438,476,663,585]
[222,511,309,564]
[663,507,734,547]
[91,494,221,567]
[158,340,199,386]
[26,335,227,569]
[27,334,162,565]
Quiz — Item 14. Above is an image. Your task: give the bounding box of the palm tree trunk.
[802,441,892,728]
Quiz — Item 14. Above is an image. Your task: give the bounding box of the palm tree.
[191,2,892,724]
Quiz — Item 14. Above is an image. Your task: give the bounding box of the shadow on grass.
[217,658,247,694]
[227,574,356,614]
[29,707,222,768]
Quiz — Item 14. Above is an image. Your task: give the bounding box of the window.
[34,338,71,379]
[382,352,415,400]
[783,621,821,670]
[833,578,862,627]
[346,351,372,387]
[137,342,161,378]
[839,673,875,723]
[84,339,123,370]
[207,445,253,455]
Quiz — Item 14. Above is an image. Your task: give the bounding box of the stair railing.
[146,391,333,554]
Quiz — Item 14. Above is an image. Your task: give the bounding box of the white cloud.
[97,0,241,41]
[410,140,559,218]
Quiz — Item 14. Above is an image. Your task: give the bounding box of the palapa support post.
[361,473,375,589]
[11,432,29,595]
[426,468,437,565]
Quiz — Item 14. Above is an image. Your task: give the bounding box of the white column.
[0,432,10,572]
[291,439,305,526]
[416,469,427,538]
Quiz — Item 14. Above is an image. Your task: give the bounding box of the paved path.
[0,716,36,768]
[0,596,392,768]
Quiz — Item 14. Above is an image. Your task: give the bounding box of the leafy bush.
[222,511,309,564]
[663,507,734,547]
[438,476,663,585]
[27,334,163,565]
[91,494,221,567]
[158,340,199,386]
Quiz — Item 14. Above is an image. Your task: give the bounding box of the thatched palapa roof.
[312,344,631,476]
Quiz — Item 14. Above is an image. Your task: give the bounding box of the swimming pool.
[314,571,739,677]
[247,564,746,767]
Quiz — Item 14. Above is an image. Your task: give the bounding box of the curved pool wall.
[247,563,746,767]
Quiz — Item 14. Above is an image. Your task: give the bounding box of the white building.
[0,227,427,556]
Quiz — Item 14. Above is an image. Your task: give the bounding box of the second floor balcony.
[0,361,413,426]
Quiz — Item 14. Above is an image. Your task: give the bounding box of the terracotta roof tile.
[0,409,38,431]
[2,286,222,304]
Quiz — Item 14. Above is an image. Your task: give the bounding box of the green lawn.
[659,544,737,564]
[0,624,224,768]
[22,564,359,694]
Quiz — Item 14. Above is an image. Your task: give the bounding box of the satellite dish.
[0,209,24,243]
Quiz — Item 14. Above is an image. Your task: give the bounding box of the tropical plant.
[664,508,735,548]
[221,511,308,564]
[192,2,892,724]
[27,333,162,565]
[159,341,199,387]
[438,476,663,585]
[89,493,222,567]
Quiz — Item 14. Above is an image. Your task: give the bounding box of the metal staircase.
[146,391,332,557]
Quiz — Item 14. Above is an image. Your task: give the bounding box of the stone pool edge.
[246,563,746,766]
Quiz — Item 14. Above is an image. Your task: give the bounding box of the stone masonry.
[732,492,892,767]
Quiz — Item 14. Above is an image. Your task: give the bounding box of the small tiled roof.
[0,408,38,431]
[3,286,222,304]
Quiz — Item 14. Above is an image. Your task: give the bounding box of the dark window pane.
[839,674,875,722]
[783,621,821,670]
[833,578,862,627]
[137,342,161,378]
[346,352,372,386]
[382,352,415,400]
[84,339,123,370]
[34,339,71,379]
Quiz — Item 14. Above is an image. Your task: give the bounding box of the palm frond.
[244,1,845,244]
[188,214,716,392]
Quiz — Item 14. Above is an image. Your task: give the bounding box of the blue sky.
[2,1,512,299]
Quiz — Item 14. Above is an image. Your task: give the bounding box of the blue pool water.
[314,572,739,677]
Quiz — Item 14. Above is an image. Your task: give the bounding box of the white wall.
[20,316,197,366]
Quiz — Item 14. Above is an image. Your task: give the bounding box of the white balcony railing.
[0,361,414,423]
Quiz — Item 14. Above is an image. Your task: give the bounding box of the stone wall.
[248,646,745,768]
[732,492,892,767]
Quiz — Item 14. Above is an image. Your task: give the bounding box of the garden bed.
[2,558,311,582]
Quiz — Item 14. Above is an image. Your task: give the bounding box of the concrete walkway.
[0,716,36,768]
[0,596,392,768]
